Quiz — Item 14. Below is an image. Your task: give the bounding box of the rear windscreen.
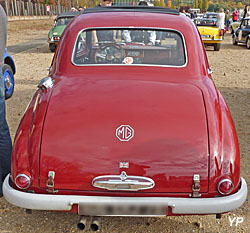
[72,28,186,66]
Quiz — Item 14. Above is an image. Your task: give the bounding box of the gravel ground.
[0,20,249,233]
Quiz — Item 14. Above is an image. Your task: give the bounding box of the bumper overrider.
[3,174,247,216]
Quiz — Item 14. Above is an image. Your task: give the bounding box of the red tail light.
[15,173,31,189]
[219,29,224,36]
[218,179,234,195]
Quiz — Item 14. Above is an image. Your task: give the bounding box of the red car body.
[3,6,247,219]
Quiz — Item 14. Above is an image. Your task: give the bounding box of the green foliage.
[202,0,208,10]
[154,0,161,7]
[160,0,166,7]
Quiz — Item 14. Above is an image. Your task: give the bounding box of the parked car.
[203,12,227,33]
[3,49,15,99]
[203,12,217,19]
[232,17,250,49]
[229,18,242,34]
[3,6,247,231]
[194,17,224,51]
[47,11,81,52]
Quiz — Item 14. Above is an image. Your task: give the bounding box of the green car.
[48,11,81,52]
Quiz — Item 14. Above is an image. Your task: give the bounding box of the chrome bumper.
[3,175,247,216]
[202,38,223,41]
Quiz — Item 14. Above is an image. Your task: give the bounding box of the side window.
[74,31,88,64]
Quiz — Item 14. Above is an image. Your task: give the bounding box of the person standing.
[93,0,114,45]
[97,0,113,7]
[122,1,156,45]
[232,8,239,22]
[217,8,225,32]
[225,9,230,31]
[242,5,250,18]
[0,5,12,197]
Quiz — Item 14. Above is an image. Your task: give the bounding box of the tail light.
[15,173,31,189]
[219,29,224,36]
[218,179,234,195]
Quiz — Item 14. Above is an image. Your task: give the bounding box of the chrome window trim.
[71,26,188,68]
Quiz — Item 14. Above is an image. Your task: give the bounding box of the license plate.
[201,35,210,38]
[78,202,167,216]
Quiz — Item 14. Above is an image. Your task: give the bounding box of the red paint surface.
[11,11,240,203]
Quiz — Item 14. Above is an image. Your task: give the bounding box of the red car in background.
[3,6,247,231]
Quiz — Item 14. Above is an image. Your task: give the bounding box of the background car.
[3,6,247,231]
[194,17,223,51]
[3,49,15,99]
[203,12,227,33]
[232,17,250,49]
[47,11,81,52]
[229,18,242,34]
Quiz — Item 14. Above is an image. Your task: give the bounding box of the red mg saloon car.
[3,6,247,229]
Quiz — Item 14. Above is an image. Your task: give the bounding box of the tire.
[232,35,238,45]
[2,64,14,100]
[49,43,56,52]
[247,38,250,49]
[214,43,221,51]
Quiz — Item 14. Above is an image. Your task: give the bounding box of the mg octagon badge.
[116,125,134,141]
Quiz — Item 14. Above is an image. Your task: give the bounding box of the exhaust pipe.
[90,217,100,232]
[77,216,87,231]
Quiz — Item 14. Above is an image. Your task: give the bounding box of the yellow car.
[194,18,223,51]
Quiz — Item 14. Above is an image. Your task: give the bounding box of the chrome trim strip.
[37,77,54,90]
[202,38,223,41]
[71,26,188,68]
[3,175,247,215]
[92,172,155,191]
[207,68,213,75]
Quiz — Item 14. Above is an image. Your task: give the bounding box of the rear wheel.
[246,38,250,49]
[2,64,14,100]
[49,43,56,52]
[214,43,221,51]
[233,35,238,45]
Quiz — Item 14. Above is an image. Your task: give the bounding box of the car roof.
[204,12,217,15]
[56,11,81,20]
[83,6,179,15]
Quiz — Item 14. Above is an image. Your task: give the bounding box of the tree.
[195,0,199,8]
[167,0,172,8]
[202,0,208,10]
[198,0,202,9]
[154,0,161,7]
[207,3,215,11]
[160,0,165,7]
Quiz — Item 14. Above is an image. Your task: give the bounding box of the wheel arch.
[4,56,16,74]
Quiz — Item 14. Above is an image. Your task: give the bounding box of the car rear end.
[3,6,247,221]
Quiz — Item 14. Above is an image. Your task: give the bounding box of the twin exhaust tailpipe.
[77,216,100,232]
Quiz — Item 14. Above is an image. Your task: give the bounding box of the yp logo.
[228,216,244,226]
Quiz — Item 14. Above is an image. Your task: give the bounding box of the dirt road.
[0,20,249,233]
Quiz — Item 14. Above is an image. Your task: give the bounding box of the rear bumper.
[48,41,59,44]
[202,39,222,43]
[3,174,247,216]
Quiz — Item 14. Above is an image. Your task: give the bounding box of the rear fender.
[209,90,240,195]
[11,88,53,189]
